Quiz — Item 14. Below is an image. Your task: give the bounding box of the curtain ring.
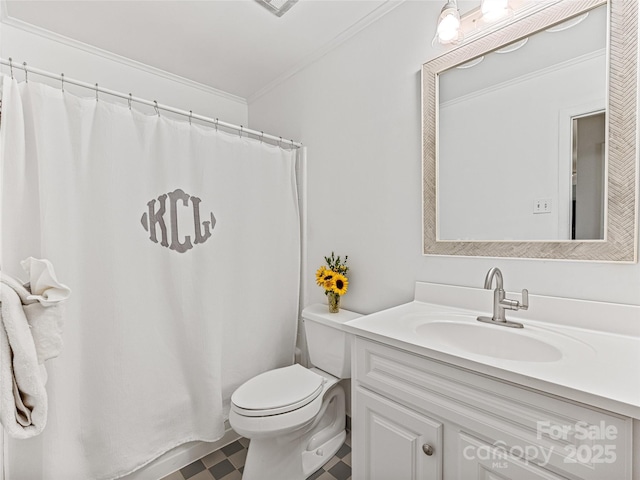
[22,62,28,83]
[154,100,160,116]
[95,83,99,102]
[279,136,283,148]
[290,139,295,148]
[60,73,65,92]
[260,131,264,143]
[239,126,243,138]
[128,93,132,110]
[215,118,219,131]
[8,58,13,80]
[189,110,192,125]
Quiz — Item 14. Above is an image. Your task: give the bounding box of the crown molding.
[0,7,247,106]
[247,0,406,104]
[1,0,404,107]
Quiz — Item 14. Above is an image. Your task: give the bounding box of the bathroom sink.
[342,290,640,419]
[415,320,562,362]
[346,306,597,366]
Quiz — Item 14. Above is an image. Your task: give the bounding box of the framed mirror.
[422,0,638,262]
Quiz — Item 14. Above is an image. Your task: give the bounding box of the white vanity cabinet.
[352,337,633,480]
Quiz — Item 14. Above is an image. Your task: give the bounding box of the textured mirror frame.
[422,0,638,262]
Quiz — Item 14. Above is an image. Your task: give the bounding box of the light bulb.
[437,13,461,42]
[436,0,461,44]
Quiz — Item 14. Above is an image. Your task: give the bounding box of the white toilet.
[228,304,361,480]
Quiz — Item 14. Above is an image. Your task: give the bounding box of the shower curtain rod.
[0,57,302,148]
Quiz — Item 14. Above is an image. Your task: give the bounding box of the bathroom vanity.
[345,0,640,473]
[344,282,640,480]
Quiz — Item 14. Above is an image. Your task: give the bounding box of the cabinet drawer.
[354,337,632,480]
[458,432,569,480]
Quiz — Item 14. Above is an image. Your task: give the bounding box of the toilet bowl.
[228,304,361,480]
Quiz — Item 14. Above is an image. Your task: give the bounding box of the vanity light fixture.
[436,0,463,44]
[436,0,514,45]
[480,0,511,22]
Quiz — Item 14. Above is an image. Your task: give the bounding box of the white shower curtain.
[0,77,300,480]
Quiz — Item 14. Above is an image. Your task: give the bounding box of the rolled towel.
[21,257,71,306]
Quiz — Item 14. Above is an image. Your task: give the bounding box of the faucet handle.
[500,288,529,311]
[520,289,529,310]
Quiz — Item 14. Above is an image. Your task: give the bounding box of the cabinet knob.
[422,444,434,456]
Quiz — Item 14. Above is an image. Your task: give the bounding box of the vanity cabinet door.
[353,386,443,480]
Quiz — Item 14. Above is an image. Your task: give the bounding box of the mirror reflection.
[572,111,605,239]
[437,5,607,241]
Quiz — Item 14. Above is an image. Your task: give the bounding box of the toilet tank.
[302,304,362,379]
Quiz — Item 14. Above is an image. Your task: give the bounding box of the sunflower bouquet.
[316,252,349,313]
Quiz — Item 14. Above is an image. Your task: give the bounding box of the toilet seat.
[231,364,325,417]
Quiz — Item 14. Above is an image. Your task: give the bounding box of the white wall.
[0,19,248,125]
[248,1,640,313]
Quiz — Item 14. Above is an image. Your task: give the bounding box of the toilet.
[228,304,361,480]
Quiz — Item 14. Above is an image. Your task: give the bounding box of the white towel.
[0,280,48,438]
[0,258,71,438]
[21,257,71,307]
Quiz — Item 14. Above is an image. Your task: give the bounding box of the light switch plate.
[533,198,552,214]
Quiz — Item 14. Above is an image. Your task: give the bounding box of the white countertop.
[343,282,640,419]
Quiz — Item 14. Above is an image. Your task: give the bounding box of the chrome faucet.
[477,267,528,328]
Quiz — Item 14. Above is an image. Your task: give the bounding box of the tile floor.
[161,432,351,480]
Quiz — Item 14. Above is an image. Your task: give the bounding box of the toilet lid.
[231,364,325,416]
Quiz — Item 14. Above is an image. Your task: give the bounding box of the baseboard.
[121,422,240,480]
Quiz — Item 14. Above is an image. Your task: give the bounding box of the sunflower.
[332,273,349,295]
[322,272,335,290]
[315,266,328,286]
